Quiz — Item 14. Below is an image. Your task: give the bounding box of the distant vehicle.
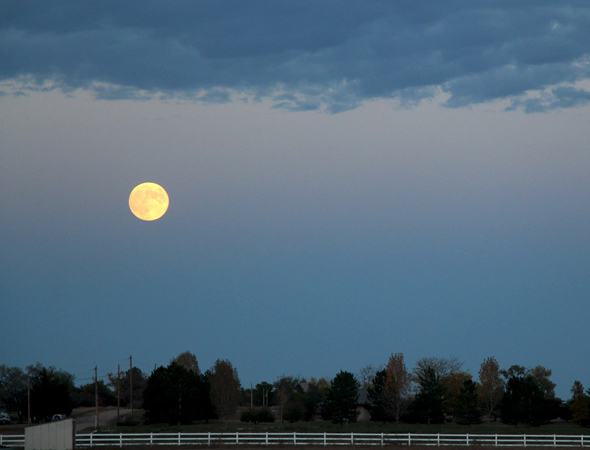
[0,412,10,424]
[52,414,66,421]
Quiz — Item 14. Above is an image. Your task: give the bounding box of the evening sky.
[1,1,590,398]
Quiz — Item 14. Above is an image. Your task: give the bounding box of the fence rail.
[2,432,590,448]
[0,434,25,447]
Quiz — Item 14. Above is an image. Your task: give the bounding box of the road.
[74,408,132,432]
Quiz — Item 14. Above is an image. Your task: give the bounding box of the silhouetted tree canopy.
[28,363,75,422]
[144,363,213,424]
[324,371,359,424]
[408,366,444,424]
[209,359,241,422]
[501,373,549,426]
[455,379,481,426]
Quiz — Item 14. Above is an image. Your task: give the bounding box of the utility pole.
[94,366,99,429]
[178,378,182,426]
[129,356,133,416]
[117,364,120,422]
[27,372,31,424]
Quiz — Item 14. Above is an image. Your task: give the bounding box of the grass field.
[1,411,588,437]
[110,419,588,436]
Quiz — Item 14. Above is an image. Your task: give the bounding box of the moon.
[129,182,169,221]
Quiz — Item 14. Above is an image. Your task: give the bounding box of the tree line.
[1,353,589,427]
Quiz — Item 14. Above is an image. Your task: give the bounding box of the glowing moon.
[129,182,169,221]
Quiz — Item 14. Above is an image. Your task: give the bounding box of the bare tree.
[171,351,200,375]
[209,359,241,423]
[274,375,303,423]
[358,364,378,389]
[383,353,412,422]
[478,356,503,422]
[413,356,463,382]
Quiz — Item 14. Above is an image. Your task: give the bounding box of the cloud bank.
[2,1,590,112]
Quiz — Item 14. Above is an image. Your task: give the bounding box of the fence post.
[553,434,556,447]
[524,434,527,447]
[150,432,153,445]
[467,434,470,446]
[119,433,123,447]
[408,433,411,446]
[324,432,327,446]
[294,432,297,446]
[381,432,384,446]
[495,434,498,447]
[90,432,94,447]
[437,433,440,446]
[236,432,239,445]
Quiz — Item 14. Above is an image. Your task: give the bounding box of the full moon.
[129,182,169,221]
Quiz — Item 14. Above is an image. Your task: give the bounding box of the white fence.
[2,432,590,448]
[0,434,25,447]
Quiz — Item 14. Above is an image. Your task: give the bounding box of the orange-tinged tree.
[443,371,473,417]
[209,359,241,423]
[358,364,378,389]
[383,353,412,422]
[569,381,590,426]
[171,351,200,375]
[478,356,503,422]
[528,366,556,399]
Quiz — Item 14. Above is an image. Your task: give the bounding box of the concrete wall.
[25,419,75,450]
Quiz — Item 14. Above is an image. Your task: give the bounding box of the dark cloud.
[1,0,590,111]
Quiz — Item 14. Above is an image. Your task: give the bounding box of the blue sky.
[1,1,590,399]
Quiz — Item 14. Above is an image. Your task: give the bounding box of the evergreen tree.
[367,369,390,422]
[569,381,590,426]
[324,371,359,424]
[410,366,444,424]
[303,381,325,421]
[143,366,174,424]
[455,379,482,425]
